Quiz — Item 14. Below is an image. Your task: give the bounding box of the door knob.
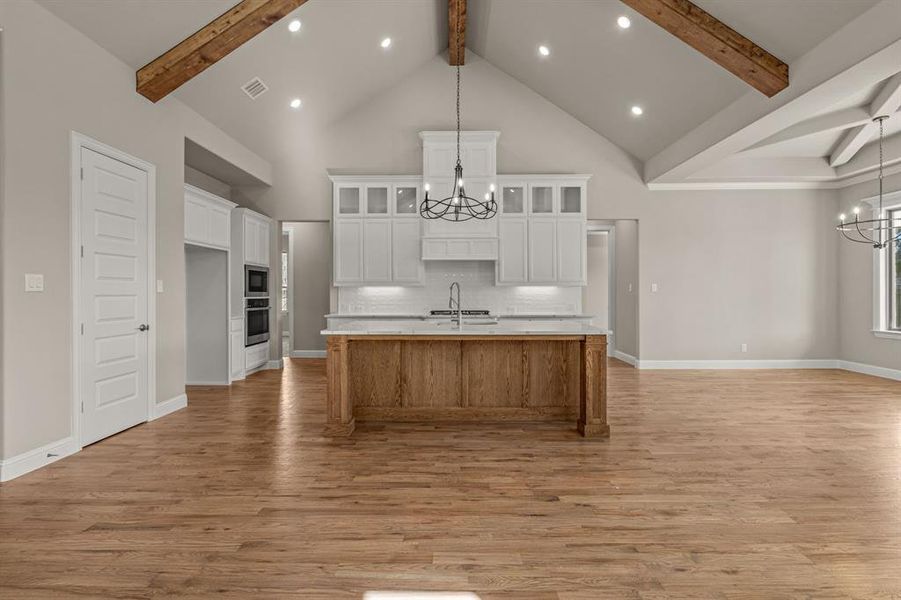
[138,324,150,332]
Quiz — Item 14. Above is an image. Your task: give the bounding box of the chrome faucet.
[449,282,463,330]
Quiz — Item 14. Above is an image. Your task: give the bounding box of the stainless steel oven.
[244,265,269,298]
[245,298,270,346]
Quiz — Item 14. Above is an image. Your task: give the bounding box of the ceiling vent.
[241,77,268,100]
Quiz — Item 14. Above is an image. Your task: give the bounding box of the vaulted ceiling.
[34,0,898,187]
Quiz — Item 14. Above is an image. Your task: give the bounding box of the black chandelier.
[836,115,901,249]
[420,66,497,222]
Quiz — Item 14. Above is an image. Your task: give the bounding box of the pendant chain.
[456,65,461,167]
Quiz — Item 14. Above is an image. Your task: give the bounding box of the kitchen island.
[322,320,608,438]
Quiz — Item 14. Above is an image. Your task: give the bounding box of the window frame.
[867,190,901,339]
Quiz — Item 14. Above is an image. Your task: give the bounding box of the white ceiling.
[34,0,886,177]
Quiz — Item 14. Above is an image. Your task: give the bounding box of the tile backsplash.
[337,261,582,315]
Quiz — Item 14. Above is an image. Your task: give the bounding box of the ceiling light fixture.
[617,16,631,29]
[538,45,550,57]
[836,115,901,249]
[381,37,392,49]
[290,98,302,109]
[420,66,497,222]
[288,19,301,33]
[631,105,643,116]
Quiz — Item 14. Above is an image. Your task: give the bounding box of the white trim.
[637,359,839,370]
[612,350,637,367]
[873,330,901,340]
[645,163,901,191]
[290,350,327,358]
[265,359,284,370]
[185,380,230,386]
[284,226,294,356]
[70,132,157,449]
[151,393,188,420]
[0,437,79,483]
[838,360,901,382]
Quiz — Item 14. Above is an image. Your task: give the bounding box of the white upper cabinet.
[499,183,526,215]
[528,218,557,282]
[556,219,587,284]
[497,218,528,284]
[243,213,270,267]
[184,185,236,250]
[529,184,555,215]
[331,176,425,286]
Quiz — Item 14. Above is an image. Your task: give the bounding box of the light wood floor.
[2,359,901,599]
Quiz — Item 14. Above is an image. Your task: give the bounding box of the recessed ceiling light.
[538,45,550,57]
[288,19,301,33]
[631,105,643,116]
[290,98,302,109]
[381,37,392,49]
[617,16,631,29]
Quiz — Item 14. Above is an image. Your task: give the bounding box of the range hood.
[421,236,498,261]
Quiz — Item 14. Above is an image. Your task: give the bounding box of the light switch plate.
[25,273,44,292]
[157,280,164,293]
[651,283,658,293]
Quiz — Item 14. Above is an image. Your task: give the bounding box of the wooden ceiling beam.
[620,0,788,97]
[448,0,466,66]
[137,0,307,103]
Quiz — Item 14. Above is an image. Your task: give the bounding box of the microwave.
[244,265,269,297]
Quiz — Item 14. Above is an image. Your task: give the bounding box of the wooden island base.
[325,334,608,437]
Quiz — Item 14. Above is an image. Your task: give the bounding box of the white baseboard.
[290,350,327,358]
[186,380,229,386]
[265,359,283,370]
[611,350,638,367]
[151,393,187,420]
[637,359,839,370]
[839,360,901,382]
[0,436,79,483]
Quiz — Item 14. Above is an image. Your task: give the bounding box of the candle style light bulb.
[457,178,464,187]
[424,183,430,192]
[484,193,490,201]
[489,183,496,192]
[839,213,846,222]
[853,206,860,215]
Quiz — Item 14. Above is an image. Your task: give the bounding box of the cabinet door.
[230,329,244,379]
[529,184,555,215]
[392,220,423,283]
[208,204,231,249]
[528,218,556,282]
[556,220,586,284]
[184,196,208,244]
[497,218,528,284]
[363,220,392,282]
[559,183,585,216]
[336,186,362,216]
[256,219,270,267]
[334,220,363,284]
[243,216,258,264]
[394,185,419,216]
[365,185,390,216]
[500,184,525,215]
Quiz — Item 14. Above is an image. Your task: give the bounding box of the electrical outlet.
[741,343,748,353]
[25,273,44,292]
[651,283,658,293]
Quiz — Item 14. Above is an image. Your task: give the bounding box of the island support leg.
[326,336,355,436]
[578,335,610,437]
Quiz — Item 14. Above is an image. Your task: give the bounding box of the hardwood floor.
[2,359,901,599]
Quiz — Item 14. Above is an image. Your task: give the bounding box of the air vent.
[241,77,268,100]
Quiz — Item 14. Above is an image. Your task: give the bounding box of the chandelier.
[420,66,497,221]
[836,115,901,249]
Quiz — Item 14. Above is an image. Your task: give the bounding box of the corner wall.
[0,0,270,462]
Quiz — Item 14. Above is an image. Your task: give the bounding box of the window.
[280,251,289,313]
[889,207,900,331]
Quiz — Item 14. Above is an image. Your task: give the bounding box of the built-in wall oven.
[245,265,269,298]
[245,298,270,347]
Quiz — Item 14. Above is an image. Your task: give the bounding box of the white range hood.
[420,131,499,261]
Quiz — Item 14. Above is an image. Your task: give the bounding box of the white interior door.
[80,147,150,446]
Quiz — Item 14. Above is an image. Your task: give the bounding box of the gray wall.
[584,233,609,330]
[837,171,901,371]
[0,0,270,460]
[284,222,331,353]
[241,53,840,363]
[185,245,229,384]
[614,220,639,359]
[185,165,231,200]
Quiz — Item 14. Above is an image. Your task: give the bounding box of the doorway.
[281,222,331,358]
[584,227,614,346]
[72,134,156,446]
[185,244,229,384]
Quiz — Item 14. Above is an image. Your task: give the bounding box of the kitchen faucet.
[449,282,463,331]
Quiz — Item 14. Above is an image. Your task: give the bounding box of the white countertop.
[325,313,595,319]
[322,319,607,336]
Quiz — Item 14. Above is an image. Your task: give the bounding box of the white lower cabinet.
[363,220,392,282]
[245,342,268,372]
[392,220,424,283]
[230,318,245,381]
[528,218,557,282]
[497,218,528,283]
